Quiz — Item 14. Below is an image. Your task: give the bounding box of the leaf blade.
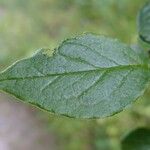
[138,2,150,45]
[121,128,150,150]
[0,34,149,118]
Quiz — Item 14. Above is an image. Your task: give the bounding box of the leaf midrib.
[0,64,148,82]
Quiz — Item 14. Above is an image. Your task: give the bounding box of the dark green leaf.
[121,128,150,150]
[0,34,149,118]
[138,2,150,44]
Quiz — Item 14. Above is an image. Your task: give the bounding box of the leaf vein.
[77,70,107,99]
[64,41,121,65]
[58,51,98,68]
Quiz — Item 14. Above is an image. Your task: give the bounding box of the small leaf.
[121,128,150,150]
[138,2,150,44]
[0,34,149,118]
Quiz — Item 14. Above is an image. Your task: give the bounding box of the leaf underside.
[121,128,150,150]
[0,34,149,118]
[138,2,150,44]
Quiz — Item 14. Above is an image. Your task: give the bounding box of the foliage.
[0,33,149,119]
[121,128,150,150]
[138,2,150,44]
[0,0,150,149]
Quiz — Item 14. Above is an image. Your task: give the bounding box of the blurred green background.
[0,0,149,150]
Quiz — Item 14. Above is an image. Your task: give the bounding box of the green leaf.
[121,128,150,150]
[0,34,149,118]
[138,2,150,45]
